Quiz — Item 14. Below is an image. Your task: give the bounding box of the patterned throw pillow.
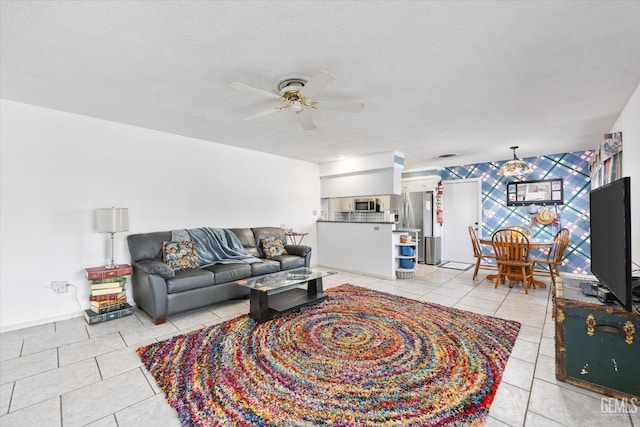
[261,236,288,259]
[162,240,199,270]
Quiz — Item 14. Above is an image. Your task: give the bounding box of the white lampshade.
[96,208,129,233]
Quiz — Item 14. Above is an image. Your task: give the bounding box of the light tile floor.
[1,264,638,426]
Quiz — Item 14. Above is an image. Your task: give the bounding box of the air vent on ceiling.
[436,153,458,159]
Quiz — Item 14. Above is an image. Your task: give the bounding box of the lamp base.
[105,232,117,269]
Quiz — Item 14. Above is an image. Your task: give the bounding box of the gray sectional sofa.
[127,227,311,324]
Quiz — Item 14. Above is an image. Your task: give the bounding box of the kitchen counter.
[316,221,404,279]
[317,220,396,224]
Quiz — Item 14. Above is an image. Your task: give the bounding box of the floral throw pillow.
[162,240,199,270]
[261,236,288,259]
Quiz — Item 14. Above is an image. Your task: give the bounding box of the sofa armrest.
[133,260,175,279]
[284,245,311,258]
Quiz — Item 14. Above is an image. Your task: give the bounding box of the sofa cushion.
[166,269,215,294]
[271,254,306,270]
[203,263,252,284]
[162,240,199,270]
[252,227,287,258]
[229,228,259,257]
[250,259,281,276]
[261,236,288,259]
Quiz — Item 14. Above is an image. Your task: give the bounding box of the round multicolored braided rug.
[137,284,520,426]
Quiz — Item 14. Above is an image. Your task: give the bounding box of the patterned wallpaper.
[440,150,594,275]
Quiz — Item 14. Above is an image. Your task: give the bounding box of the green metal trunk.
[555,278,639,399]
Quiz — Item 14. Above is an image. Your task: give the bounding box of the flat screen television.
[589,176,633,311]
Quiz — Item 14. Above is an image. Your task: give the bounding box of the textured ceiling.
[2,1,639,169]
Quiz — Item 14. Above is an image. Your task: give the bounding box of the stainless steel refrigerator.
[401,191,438,264]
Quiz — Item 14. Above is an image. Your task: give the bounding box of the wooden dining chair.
[505,224,533,238]
[532,228,570,287]
[492,228,535,293]
[468,226,497,280]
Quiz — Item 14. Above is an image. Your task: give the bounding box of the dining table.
[479,236,554,288]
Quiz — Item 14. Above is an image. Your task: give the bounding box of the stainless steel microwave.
[354,198,377,212]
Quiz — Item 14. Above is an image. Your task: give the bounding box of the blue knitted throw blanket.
[171,227,261,267]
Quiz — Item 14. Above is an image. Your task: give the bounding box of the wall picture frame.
[506,178,564,206]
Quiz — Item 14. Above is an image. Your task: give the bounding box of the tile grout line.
[520,286,555,426]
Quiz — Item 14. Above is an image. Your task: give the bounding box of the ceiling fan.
[228,71,364,131]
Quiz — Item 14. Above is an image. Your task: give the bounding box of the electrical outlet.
[50,281,68,294]
[56,281,68,293]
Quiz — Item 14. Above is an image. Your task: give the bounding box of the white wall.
[610,81,640,268]
[0,100,321,332]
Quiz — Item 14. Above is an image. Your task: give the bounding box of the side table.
[84,264,134,324]
[284,231,308,245]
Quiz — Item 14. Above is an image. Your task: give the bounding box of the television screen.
[589,177,632,311]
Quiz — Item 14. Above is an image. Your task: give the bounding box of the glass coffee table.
[235,267,337,323]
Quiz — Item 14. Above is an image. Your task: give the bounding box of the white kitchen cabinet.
[377,195,391,210]
[320,167,402,197]
[328,198,342,214]
[340,198,353,211]
[401,177,439,193]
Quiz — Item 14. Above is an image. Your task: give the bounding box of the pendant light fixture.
[499,146,531,177]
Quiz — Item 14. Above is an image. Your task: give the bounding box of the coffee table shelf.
[267,288,327,314]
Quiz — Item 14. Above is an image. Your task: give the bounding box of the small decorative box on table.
[554,277,639,399]
[84,264,133,324]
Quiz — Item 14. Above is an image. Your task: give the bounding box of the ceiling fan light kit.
[275,76,307,92]
[229,71,364,131]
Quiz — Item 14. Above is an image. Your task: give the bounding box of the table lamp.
[96,207,129,268]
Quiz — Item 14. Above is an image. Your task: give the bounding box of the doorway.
[441,179,482,264]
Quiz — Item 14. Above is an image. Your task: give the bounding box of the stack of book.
[84,265,134,324]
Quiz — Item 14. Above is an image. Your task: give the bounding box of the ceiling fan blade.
[228,81,281,100]
[300,71,336,99]
[242,107,282,121]
[298,112,316,131]
[314,101,365,113]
